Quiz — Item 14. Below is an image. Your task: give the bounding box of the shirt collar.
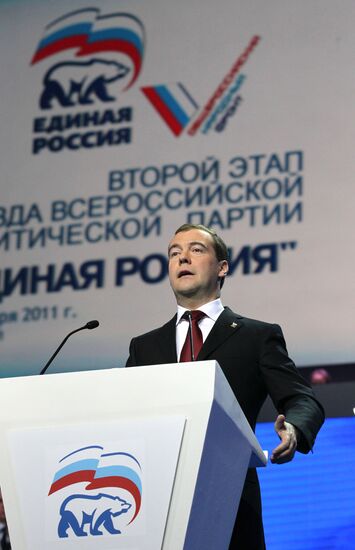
[176,298,224,324]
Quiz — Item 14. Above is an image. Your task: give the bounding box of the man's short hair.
[174,223,229,288]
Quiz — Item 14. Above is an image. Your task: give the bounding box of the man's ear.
[218,260,229,279]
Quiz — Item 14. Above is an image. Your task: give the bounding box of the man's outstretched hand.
[271,414,299,464]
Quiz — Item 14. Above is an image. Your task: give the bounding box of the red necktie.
[180,310,206,362]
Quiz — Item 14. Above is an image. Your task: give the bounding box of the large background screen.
[0,0,354,377]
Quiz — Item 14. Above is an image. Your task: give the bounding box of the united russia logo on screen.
[31,7,145,109]
[48,445,142,538]
[30,8,145,154]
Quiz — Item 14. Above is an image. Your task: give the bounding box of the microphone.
[186,311,196,361]
[40,320,100,375]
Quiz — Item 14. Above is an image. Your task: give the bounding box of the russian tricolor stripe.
[48,446,143,521]
[142,83,199,136]
[31,9,145,88]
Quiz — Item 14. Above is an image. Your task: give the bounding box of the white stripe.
[93,15,143,38]
[45,10,97,36]
[98,453,140,470]
[168,83,198,118]
[61,446,101,464]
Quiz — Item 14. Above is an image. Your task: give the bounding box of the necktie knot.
[184,310,205,323]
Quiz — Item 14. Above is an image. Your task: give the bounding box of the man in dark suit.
[0,490,11,550]
[126,223,324,549]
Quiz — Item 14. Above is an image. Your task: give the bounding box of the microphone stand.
[40,320,99,375]
[186,311,195,361]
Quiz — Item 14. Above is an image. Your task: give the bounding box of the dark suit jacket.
[0,524,10,550]
[126,307,325,549]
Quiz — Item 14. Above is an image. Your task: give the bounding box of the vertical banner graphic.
[0,0,354,376]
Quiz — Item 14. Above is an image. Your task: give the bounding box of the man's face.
[168,228,228,307]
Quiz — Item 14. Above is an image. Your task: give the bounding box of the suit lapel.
[198,307,243,360]
[155,308,242,363]
[157,315,178,363]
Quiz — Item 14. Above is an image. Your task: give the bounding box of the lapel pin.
[230,322,238,328]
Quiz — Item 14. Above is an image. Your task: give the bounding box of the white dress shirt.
[176,298,224,360]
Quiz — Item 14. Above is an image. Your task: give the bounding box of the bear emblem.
[58,492,131,537]
[40,58,130,110]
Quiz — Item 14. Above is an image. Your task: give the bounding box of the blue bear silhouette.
[58,492,131,537]
[40,58,129,110]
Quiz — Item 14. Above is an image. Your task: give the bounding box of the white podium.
[0,361,266,550]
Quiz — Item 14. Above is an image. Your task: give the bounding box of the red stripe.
[87,476,141,522]
[142,87,183,136]
[48,470,95,495]
[31,36,87,64]
[77,40,141,88]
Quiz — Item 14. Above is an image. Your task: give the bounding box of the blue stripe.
[94,466,142,493]
[38,23,91,50]
[155,85,189,128]
[101,452,141,469]
[53,459,98,482]
[88,28,143,55]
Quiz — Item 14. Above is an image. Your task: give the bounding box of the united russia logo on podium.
[48,444,142,538]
